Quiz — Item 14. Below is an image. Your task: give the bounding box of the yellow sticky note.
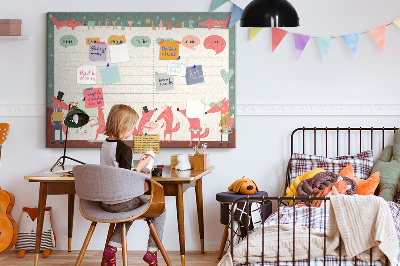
[159,41,179,60]
[134,135,160,154]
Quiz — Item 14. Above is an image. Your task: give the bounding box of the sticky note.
[159,41,179,60]
[100,65,121,85]
[109,43,129,63]
[167,58,187,76]
[83,88,104,108]
[89,43,107,61]
[186,65,204,85]
[156,73,174,91]
[134,135,160,154]
[79,100,98,117]
[186,101,205,119]
[77,65,96,84]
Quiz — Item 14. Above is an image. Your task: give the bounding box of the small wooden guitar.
[0,187,18,252]
[0,123,9,164]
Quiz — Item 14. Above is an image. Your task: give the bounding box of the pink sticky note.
[84,87,104,108]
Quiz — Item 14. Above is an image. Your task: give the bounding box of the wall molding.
[1,104,400,117]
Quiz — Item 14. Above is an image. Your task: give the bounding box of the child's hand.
[135,156,152,173]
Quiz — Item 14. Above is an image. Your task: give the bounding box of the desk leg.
[35,182,48,266]
[176,184,185,266]
[195,178,205,254]
[68,194,75,252]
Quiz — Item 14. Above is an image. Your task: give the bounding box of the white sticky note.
[77,65,96,84]
[109,43,129,63]
[167,58,188,76]
[186,101,205,119]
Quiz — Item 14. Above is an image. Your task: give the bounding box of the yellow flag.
[249,27,263,42]
[393,18,400,28]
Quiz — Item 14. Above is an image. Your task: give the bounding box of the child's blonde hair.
[104,104,139,139]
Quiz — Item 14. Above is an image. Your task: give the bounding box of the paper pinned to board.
[89,42,107,61]
[167,58,187,76]
[109,43,130,63]
[77,65,96,84]
[100,64,121,85]
[133,135,160,154]
[186,101,205,118]
[83,87,104,108]
[186,65,204,85]
[159,40,180,60]
[155,72,174,91]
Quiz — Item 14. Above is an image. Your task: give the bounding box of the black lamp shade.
[64,106,89,128]
[240,0,299,27]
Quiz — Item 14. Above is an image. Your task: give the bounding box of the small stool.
[216,191,272,259]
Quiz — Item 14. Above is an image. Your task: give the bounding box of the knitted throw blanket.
[218,195,398,266]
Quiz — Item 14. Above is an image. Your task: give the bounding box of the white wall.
[1,0,400,252]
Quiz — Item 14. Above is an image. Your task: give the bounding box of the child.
[100,104,166,266]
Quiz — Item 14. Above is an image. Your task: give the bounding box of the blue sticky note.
[186,65,204,85]
[100,65,121,85]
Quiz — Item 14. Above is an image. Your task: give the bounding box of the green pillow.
[372,130,400,201]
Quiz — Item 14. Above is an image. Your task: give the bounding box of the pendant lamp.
[50,102,89,171]
[240,0,300,27]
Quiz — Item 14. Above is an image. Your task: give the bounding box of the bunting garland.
[210,0,400,61]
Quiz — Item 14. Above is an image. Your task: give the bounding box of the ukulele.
[0,123,9,165]
[0,187,18,253]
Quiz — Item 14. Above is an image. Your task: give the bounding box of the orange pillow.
[339,164,380,195]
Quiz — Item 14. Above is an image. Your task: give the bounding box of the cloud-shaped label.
[203,35,226,55]
[131,36,151,48]
[59,35,78,48]
[181,35,200,50]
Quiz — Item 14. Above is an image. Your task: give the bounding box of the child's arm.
[135,156,152,173]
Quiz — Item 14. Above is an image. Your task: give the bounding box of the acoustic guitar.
[0,187,18,253]
[0,123,9,163]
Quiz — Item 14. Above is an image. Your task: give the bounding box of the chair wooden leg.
[218,225,229,259]
[147,220,172,266]
[101,223,115,266]
[121,223,128,266]
[75,222,97,266]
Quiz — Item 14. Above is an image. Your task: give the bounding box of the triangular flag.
[211,0,229,12]
[342,33,360,58]
[293,33,311,60]
[393,18,400,29]
[316,36,333,62]
[229,4,243,28]
[368,25,386,53]
[271,27,288,52]
[249,28,263,42]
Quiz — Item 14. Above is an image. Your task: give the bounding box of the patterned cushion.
[290,150,374,184]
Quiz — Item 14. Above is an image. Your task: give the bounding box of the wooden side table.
[215,191,272,259]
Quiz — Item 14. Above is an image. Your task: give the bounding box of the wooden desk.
[25,165,214,266]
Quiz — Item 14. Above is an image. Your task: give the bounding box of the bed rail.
[229,196,389,266]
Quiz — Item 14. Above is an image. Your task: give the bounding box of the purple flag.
[293,33,311,60]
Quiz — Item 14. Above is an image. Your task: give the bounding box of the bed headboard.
[285,127,399,190]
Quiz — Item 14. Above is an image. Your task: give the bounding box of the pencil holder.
[193,154,210,171]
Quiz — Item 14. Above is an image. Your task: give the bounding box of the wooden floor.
[0,250,222,266]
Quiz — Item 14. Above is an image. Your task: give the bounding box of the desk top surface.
[24,165,215,182]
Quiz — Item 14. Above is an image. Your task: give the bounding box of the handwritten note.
[156,73,174,91]
[83,87,104,108]
[186,65,204,85]
[167,58,187,76]
[110,43,130,63]
[89,42,107,61]
[159,40,179,60]
[77,65,96,84]
[100,65,121,85]
[133,134,160,154]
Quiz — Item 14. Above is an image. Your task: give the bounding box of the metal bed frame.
[229,127,399,266]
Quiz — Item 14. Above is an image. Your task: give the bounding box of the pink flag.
[272,27,288,52]
[293,33,311,60]
[368,25,386,53]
